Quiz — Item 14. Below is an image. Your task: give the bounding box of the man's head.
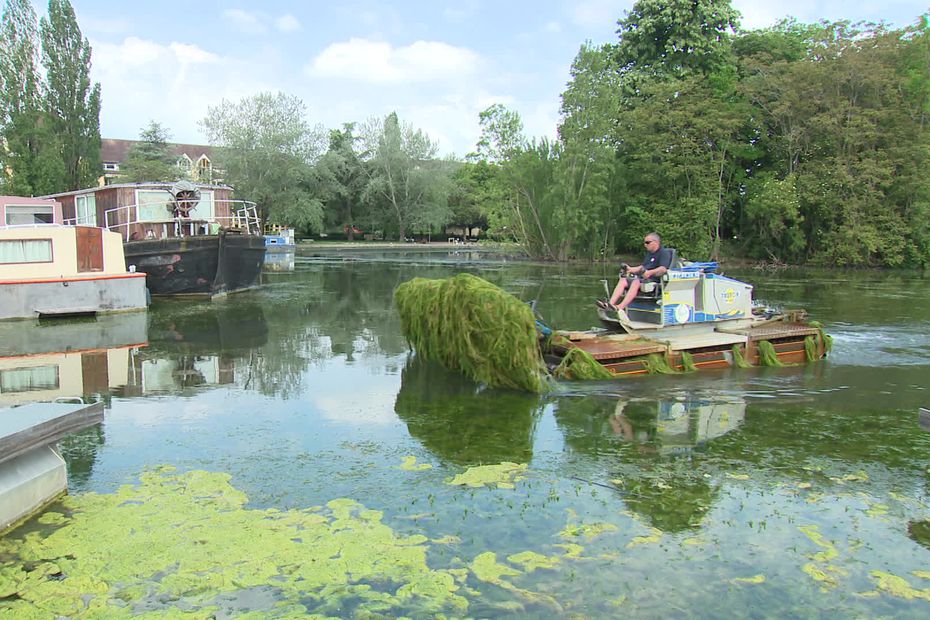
[643,232,661,250]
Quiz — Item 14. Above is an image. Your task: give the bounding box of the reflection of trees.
[908,520,930,551]
[394,355,542,465]
[58,425,105,490]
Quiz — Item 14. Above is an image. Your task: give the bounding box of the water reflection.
[0,313,147,407]
[263,249,295,272]
[126,301,268,395]
[394,356,541,465]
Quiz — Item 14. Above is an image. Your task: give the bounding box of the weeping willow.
[732,344,753,368]
[394,273,548,393]
[757,340,785,367]
[552,347,614,380]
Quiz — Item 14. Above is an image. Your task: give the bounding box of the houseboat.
[43,182,265,298]
[0,196,148,320]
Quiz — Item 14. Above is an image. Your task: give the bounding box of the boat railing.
[103,200,262,241]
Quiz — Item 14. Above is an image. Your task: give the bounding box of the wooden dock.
[553,321,826,376]
[0,401,103,533]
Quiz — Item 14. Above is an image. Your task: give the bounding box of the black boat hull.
[123,231,265,297]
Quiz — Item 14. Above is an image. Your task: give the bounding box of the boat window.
[136,189,174,221]
[0,239,53,264]
[4,204,54,225]
[76,194,97,226]
[0,365,60,393]
[188,190,214,220]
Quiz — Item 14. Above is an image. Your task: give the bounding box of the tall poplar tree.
[0,0,63,194]
[40,0,101,190]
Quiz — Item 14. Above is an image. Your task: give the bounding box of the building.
[100,139,219,185]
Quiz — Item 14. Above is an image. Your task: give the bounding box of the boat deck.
[553,320,825,375]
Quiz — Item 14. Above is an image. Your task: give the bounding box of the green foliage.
[361,112,453,240]
[120,120,178,183]
[0,0,64,194]
[40,0,101,190]
[615,0,741,79]
[316,123,367,237]
[201,92,324,231]
[743,173,806,262]
[471,103,525,163]
[393,273,547,393]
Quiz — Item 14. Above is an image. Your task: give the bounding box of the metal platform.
[1,401,104,533]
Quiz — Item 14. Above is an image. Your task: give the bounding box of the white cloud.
[276,14,302,33]
[223,9,302,35]
[223,9,268,34]
[307,38,481,84]
[91,36,270,142]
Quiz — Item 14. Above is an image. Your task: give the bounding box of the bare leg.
[617,278,642,310]
[608,278,629,306]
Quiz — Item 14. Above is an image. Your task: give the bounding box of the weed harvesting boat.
[547,260,830,376]
[394,264,830,393]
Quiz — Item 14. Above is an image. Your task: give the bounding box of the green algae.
[869,571,930,601]
[506,551,561,573]
[757,340,785,367]
[469,552,562,612]
[798,525,847,590]
[551,347,613,381]
[446,462,527,489]
[398,455,433,471]
[558,522,619,541]
[731,574,766,585]
[0,467,471,618]
[627,527,663,548]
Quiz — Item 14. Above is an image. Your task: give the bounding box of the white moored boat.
[0,196,148,320]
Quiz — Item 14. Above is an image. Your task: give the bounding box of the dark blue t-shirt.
[641,247,673,279]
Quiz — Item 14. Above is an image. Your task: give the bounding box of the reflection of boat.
[548,259,830,375]
[43,182,265,298]
[127,303,268,394]
[1,196,147,320]
[0,313,148,407]
[263,249,295,272]
[610,396,745,455]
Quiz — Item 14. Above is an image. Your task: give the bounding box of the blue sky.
[59,1,926,157]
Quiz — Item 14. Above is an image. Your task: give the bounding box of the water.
[2,248,929,618]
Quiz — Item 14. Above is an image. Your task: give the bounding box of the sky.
[52,1,927,158]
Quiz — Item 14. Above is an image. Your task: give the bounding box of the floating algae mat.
[0,466,596,618]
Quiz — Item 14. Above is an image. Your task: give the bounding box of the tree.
[470,104,525,163]
[0,0,63,194]
[121,121,177,183]
[360,112,452,241]
[41,0,101,190]
[315,124,367,239]
[200,92,325,232]
[615,0,741,79]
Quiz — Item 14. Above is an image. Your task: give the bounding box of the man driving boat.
[598,232,674,313]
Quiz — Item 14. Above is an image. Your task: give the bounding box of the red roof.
[100,138,215,164]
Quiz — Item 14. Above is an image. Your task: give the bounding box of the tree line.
[0,0,100,194]
[2,0,928,267]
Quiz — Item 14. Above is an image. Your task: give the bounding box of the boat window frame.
[75,194,97,226]
[135,188,215,222]
[0,238,54,265]
[4,204,55,226]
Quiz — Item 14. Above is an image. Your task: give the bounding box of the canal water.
[1,248,929,618]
